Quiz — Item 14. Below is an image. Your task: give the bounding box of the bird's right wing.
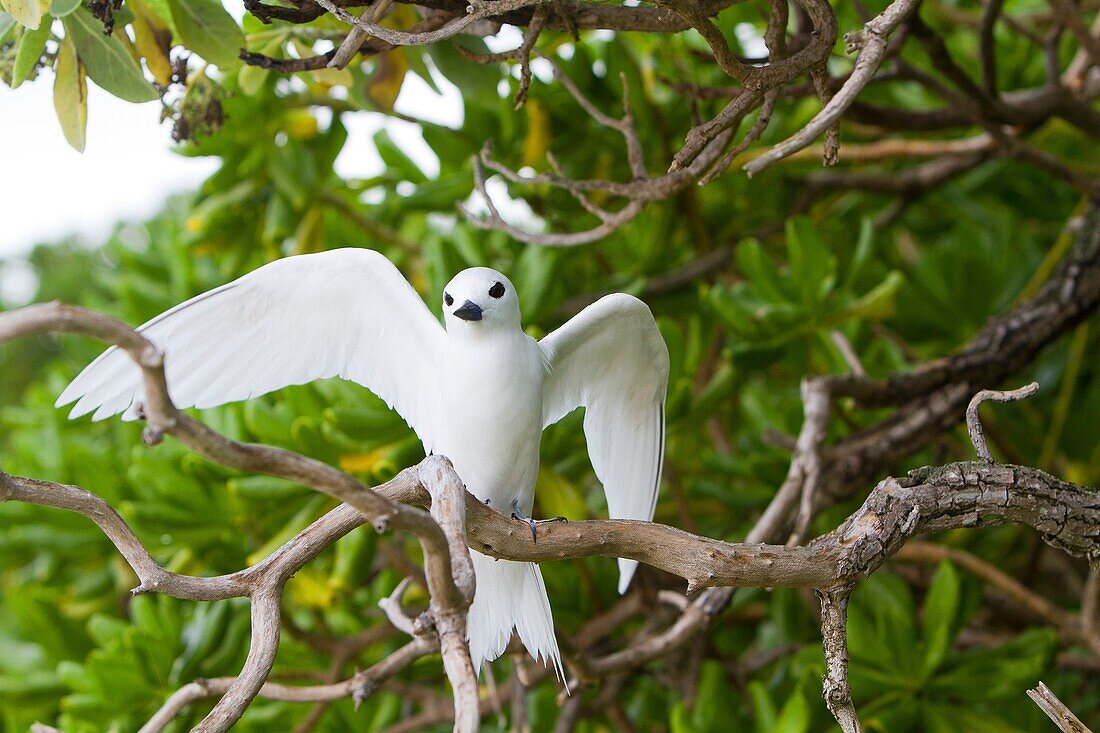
[539,294,669,593]
[57,248,444,447]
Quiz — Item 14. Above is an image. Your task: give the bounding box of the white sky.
[0,69,463,259]
[0,23,542,303]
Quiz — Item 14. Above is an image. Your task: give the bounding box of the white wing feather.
[56,248,444,449]
[539,294,669,594]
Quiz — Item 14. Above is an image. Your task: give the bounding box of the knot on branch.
[413,611,437,637]
[351,676,376,710]
[824,681,853,704]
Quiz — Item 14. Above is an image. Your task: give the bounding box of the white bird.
[56,248,669,677]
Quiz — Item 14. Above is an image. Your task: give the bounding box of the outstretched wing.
[539,293,669,593]
[57,248,444,447]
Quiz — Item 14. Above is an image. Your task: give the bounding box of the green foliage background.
[2,0,1099,730]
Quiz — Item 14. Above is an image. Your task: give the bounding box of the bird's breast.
[433,335,545,508]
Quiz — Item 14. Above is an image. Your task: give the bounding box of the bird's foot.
[510,501,567,543]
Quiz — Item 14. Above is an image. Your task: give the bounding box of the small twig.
[1027,682,1094,733]
[810,65,841,165]
[657,590,690,610]
[378,577,419,635]
[1083,567,1099,638]
[978,0,1006,95]
[786,378,832,546]
[830,331,868,377]
[455,3,548,109]
[966,382,1040,462]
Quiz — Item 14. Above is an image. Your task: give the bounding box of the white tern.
[56,248,669,677]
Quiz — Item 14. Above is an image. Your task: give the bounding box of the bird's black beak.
[453,300,483,322]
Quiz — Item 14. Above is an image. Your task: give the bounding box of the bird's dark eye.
[489,282,505,299]
[444,293,454,306]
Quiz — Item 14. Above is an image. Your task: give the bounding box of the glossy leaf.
[11,18,50,87]
[0,0,40,29]
[166,0,243,68]
[62,7,158,102]
[52,34,87,152]
[47,0,79,17]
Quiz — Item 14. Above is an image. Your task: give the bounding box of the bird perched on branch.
[57,248,669,677]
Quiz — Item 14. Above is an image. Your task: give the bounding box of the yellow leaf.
[308,64,353,88]
[288,568,336,609]
[283,108,318,140]
[132,0,173,86]
[534,467,586,519]
[113,26,141,65]
[366,47,408,112]
[237,62,267,96]
[53,35,87,152]
[522,99,551,167]
[293,205,324,254]
[1,0,42,29]
[339,448,394,477]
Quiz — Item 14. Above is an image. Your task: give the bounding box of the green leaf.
[0,12,18,43]
[841,270,904,321]
[774,686,810,733]
[926,628,1056,701]
[139,0,177,34]
[921,560,961,675]
[48,0,80,17]
[53,35,88,152]
[921,702,1031,733]
[534,467,586,519]
[748,681,779,733]
[167,0,244,69]
[670,701,698,733]
[374,128,427,183]
[736,240,788,303]
[785,216,837,308]
[843,217,876,291]
[0,0,41,29]
[62,7,158,102]
[11,17,50,87]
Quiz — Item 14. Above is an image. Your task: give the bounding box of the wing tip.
[617,558,638,595]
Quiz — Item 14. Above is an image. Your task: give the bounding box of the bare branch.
[966,381,1040,462]
[1027,682,1094,733]
[139,638,437,732]
[194,590,282,732]
[419,455,480,731]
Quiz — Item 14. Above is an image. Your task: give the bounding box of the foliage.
[2,0,1099,729]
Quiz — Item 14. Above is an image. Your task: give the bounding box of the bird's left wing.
[539,294,669,593]
[56,248,445,449]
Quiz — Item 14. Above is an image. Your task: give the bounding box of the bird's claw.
[511,502,567,543]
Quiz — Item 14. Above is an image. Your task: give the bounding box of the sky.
[0,39,472,303]
[0,66,462,258]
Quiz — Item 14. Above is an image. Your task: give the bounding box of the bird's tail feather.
[466,550,564,681]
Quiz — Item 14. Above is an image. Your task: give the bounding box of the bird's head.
[442,267,521,332]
